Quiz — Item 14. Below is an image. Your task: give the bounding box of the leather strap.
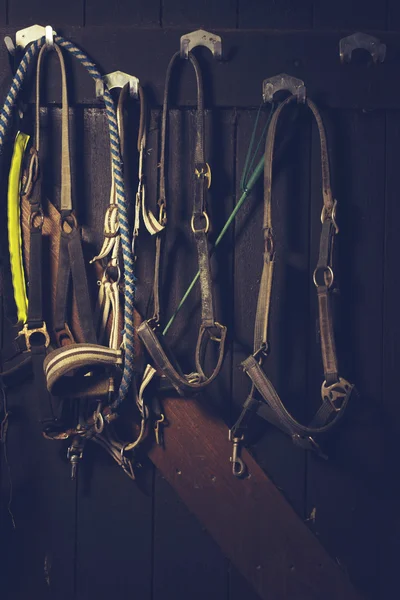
[138,51,226,396]
[231,95,353,455]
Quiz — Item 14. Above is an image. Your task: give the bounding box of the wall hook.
[262,74,306,104]
[14,24,57,50]
[180,29,222,60]
[96,71,139,99]
[339,32,386,64]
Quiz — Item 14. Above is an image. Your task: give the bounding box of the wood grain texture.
[238,0,313,29]
[381,111,400,599]
[85,0,160,27]
[149,396,362,600]
[3,27,400,109]
[8,0,83,26]
[163,0,236,29]
[313,0,386,29]
[306,109,385,600]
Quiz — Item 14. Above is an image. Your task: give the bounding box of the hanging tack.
[180,29,222,60]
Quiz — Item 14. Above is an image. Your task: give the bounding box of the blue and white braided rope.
[0,36,135,406]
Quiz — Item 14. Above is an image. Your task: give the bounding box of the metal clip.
[229,431,246,477]
[180,29,222,60]
[263,74,306,104]
[292,434,327,459]
[321,199,339,234]
[96,71,139,99]
[339,32,386,64]
[154,414,166,446]
[15,24,57,49]
[67,437,84,480]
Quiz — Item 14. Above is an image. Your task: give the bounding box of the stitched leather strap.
[231,95,353,453]
[138,51,226,395]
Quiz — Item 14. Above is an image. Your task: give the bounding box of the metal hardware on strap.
[292,434,327,459]
[194,162,212,188]
[191,211,210,234]
[229,431,246,477]
[320,198,339,234]
[313,265,334,289]
[18,322,50,352]
[321,377,352,412]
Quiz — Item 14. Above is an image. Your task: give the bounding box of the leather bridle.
[230,95,354,476]
[137,51,227,396]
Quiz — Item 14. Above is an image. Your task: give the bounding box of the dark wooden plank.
[85,0,159,27]
[8,0,83,26]
[153,471,229,600]
[381,111,400,599]
[151,108,235,600]
[163,0,236,29]
[0,108,76,600]
[314,0,386,29]
[232,108,309,514]
[238,0,312,29]
[149,396,362,600]
[74,106,153,600]
[306,108,385,600]
[388,0,400,30]
[3,28,400,109]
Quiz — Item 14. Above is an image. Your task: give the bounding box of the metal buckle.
[19,322,50,352]
[320,199,339,234]
[54,323,74,347]
[253,343,268,361]
[191,211,210,234]
[195,163,212,189]
[321,377,352,412]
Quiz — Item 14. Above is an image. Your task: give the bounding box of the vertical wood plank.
[8,0,84,26]
[238,0,313,29]
[313,0,386,29]
[381,111,400,599]
[153,472,229,600]
[232,108,310,514]
[306,109,385,600]
[74,107,153,600]
[0,109,76,600]
[152,108,232,600]
[85,0,160,27]
[163,0,236,29]
[387,1,400,30]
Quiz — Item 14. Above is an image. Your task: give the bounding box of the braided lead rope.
[0,36,135,407]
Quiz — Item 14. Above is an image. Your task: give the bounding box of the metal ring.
[29,208,44,230]
[61,212,77,233]
[191,212,210,234]
[93,410,104,434]
[313,265,334,288]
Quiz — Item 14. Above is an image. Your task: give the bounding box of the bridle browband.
[230,94,354,476]
[137,51,227,396]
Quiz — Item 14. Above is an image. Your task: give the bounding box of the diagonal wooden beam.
[149,397,362,600]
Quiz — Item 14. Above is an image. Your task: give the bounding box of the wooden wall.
[0,1,398,599]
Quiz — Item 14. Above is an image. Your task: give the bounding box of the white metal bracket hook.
[180,29,222,60]
[96,71,139,99]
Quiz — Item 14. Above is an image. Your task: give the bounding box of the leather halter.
[230,95,354,475]
[137,51,227,396]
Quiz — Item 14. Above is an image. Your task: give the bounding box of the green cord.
[163,104,275,336]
